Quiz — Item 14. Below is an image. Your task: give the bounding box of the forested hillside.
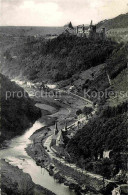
[1,34,117,82]
[106,42,128,79]
[97,13,128,30]
[66,39,127,180]
[0,74,41,144]
[67,102,127,181]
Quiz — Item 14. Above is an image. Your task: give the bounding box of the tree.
[82,106,93,115]
[101,158,113,179]
[76,109,82,116]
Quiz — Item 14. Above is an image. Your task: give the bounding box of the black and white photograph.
[0,0,128,195]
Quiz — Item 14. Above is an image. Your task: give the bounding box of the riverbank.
[0,159,56,195]
[0,86,81,195]
[25,87,126,195]
[26,129,110,195]
[1,80,101,194]
[24,89,105,195]
[0,74,42,147]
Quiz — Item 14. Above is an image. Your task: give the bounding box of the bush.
[82,106,93,115]
[76,109,82,116]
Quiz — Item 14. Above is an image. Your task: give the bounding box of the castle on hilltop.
[64,21,106,40]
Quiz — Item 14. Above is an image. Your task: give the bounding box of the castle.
[64,21,106,40]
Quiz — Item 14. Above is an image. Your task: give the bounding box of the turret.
[76,26,78,34]
[90,20,93,26]
[89,20,96,39]
[82,24,85,33]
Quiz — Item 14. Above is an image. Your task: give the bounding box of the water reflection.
[0,121,76,195]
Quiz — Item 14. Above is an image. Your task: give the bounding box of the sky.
[0,0,128,26]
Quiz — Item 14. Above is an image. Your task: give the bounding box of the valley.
[0,12,128,195]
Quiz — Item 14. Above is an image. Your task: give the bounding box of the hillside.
[96,13,128,42]
[0,34,117,82]
[0,74,41,145]
[67,102,127,181]
[107,68,128,107]
[1,12,127,81]
[97,13,128,30]
[0,12,128,195]
[65,41,127,182]
[1,159,55,195]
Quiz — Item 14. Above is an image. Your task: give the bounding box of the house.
[103,150,112,158]
[69,85,75,92]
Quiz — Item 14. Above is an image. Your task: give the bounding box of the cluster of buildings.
[51,121,64,147]
[51,119,82,148]
[64,20,106,40]
[51,121,69,147]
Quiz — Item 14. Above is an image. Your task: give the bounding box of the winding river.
[0,120,76,195]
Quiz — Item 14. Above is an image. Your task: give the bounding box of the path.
[43,90,107,182]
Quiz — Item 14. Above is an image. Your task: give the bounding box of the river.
[0,120,76,195]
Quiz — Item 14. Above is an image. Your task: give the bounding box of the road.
[58,89,92,105]
[15,81,102,180]
[43,90,106,182]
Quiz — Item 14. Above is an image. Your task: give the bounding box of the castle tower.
[89,20,97,39]
[54,121,59,135]
[90,20,93,27]
[76,26,78,34]
[82,24,85,33]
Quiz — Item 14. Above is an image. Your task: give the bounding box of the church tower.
[54,121,59,135]
[89,20,96,39]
